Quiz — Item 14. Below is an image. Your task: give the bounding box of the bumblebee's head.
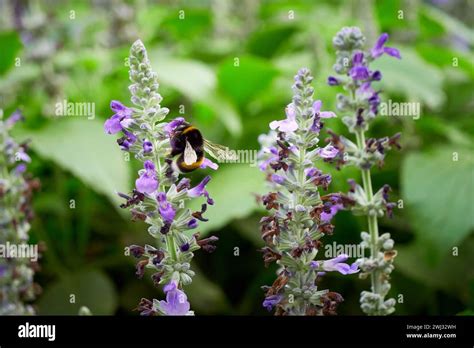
[169,122,205,173]
[170,124,204,155]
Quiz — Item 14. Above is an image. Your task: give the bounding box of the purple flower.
[142,140,153,153]
[271,174,285,185]
[321,203,343,222]
[371,33,401,59]
[14,163,27,175]
[187,219,198,229]
[312,100,336,119]
[188,176,213,205]
[357,82,374,98]
[5,110,23,127]
[164,117,185,135]
[200,158,219,170]
[258,147,279,171]
[305,167,332,190]
[157,192,176,223]
[104,100,133,134]
[118,130,137,151]
[262,294,283,312]
[350,52,370,80]
[310,101,336,133]
[159,281,191,315]
[371,70,382,81]
[135,160,159,194]
[316,144,339,159]
[0,264,7,277]
[16,148,31,163]
[304,167,319,178]
[368,92,381,114]
[270,104,298,133]
[318,254,359,275]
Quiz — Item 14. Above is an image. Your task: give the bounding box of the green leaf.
[149,52,216,100]
[21,119,131,208]
[188,164,266,235]
[415,44,474,79]
[375,0,409,30]
[161,9,211,41]
[401,146,474,257]
[371,47,445,109]
[0,31,22,75]
[396,236,474,300]
[217,55,279,107]
[38,270,118,315]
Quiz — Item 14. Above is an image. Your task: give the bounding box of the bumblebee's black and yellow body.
[170,123,205,173]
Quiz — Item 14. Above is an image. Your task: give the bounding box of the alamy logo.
[18,322,56,341]
[55,99,95,120]
[0,242,38,262]
[379,99,420,120]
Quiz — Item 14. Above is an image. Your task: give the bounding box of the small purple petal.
[269,119,298,133]
[371,70,382,81]
[157,192,176,223]
[143,140,153,153]
[383,47,401,59]
[14,164,27,175]
[104,115,122,134]
[350,66,370,80]
[376,33,389,49]
[312,100,322,113]
[180,243,190,252]
[144,160,155,171]
[371,33,401,60]
[135,161,158,194]
[320,203,344,222]
[200,158,219,170]
[16,149,31,163]
[319,111,336,119]
[269,104,298,133]
[110,100,127,112]
[120,118,134,128]
[305,167,319,178]
[316,144,339,159]
[352,52,364,65]
[6,110,23,127]
[188,176,213,205]
[262,294,283,312]
[271,174,285,184]
[187,219,198,229]
[164,117,185,135]
[320,254,360,275]
[327,76,339,86]
[159,281,191,316]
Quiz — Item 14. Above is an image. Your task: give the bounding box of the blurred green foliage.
[0,0,472,315]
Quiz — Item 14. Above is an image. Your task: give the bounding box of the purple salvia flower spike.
[104,40,218,316]
[328,27,401,315]
[257,68,356,316]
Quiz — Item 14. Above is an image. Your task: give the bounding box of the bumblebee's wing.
[184,140,198,165]
[204,139,238,162]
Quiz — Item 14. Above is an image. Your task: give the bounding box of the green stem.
[166,234,177,261]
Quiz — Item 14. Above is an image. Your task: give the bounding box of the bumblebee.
[169,122,236,173]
